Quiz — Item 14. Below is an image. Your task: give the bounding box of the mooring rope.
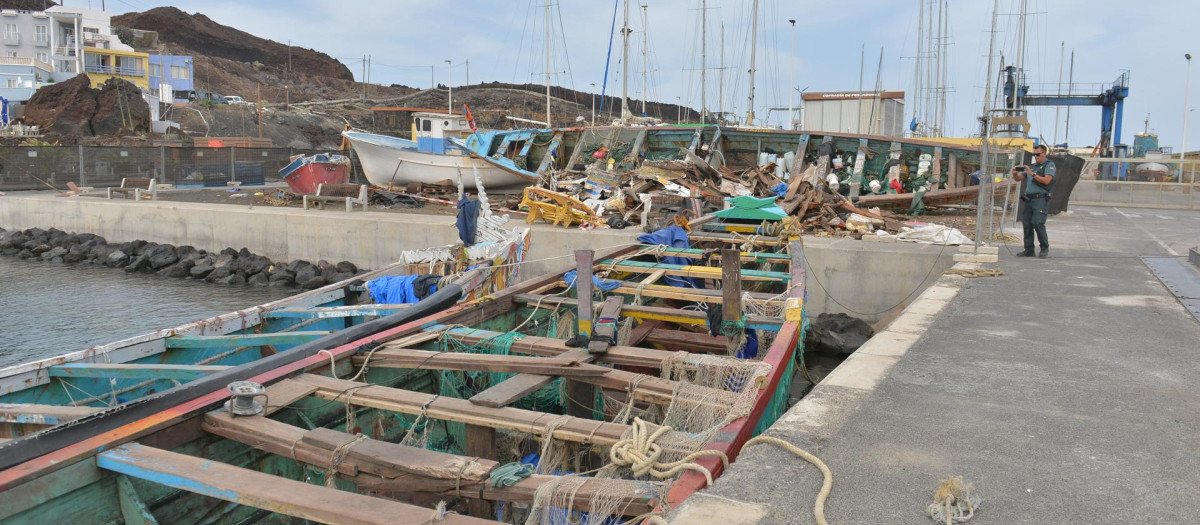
[742,435,834,525]
[608,418,729,487]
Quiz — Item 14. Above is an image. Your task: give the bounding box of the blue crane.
[1002,66,1130,153]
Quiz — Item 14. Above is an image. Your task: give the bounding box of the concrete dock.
[682,206,1200,524]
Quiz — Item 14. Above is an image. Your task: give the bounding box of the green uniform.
[1021,159,1055,252]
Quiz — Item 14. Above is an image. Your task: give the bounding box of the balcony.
[4,33,18,46]
[0,56,53,71]
[55,45,77,57]
[85,64,146,77]
[33,36,48,47]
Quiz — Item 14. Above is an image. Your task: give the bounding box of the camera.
[1016,166,1027,172]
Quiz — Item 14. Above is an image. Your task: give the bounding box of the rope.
[424,501,448,524]
[318,349,338,379]
[944,268,1004,278]
[742,435,833,525]
[608,418,730,487]
[489,462,536,488]
[324,433,367,488]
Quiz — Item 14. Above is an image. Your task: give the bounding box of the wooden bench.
[303,183,368,212]
[107,178,157,200]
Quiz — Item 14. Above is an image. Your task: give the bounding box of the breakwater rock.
[0,227,365,289]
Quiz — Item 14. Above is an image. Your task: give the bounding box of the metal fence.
[1068,157,1200,210]
[0,146,366,191]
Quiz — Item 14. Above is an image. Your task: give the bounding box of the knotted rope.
[927,475,983,524]
[945,268,1004,278]
[324,433,367,488]
[608,418,729,487]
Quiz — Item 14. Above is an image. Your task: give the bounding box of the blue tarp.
[564,270,621,292]
[636,225,696,287]
[366,275,422,304]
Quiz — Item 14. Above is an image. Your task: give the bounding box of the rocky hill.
[0,1,58,10]
[113,7,352,81]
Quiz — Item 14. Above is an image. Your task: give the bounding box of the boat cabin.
[412,111,473,155]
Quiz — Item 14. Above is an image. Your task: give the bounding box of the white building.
[801,91,906,137]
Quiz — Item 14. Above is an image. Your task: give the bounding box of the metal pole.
[1066,51,1074,143]
[1182,53,1192,161]
[230,146,237,183]
[620,0,630,121]
[975,0,1001,253]
[719,24,725,123]
[445,60,452,114]
[78,144,84,186]
[746,0,758,126]
[546,1,553,126]
[788,19,795,130]
[642,3,649,116]
[589,83,596,125]
[700,1,706,124]
[1053,41,1064,145]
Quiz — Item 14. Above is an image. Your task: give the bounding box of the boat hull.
[343,131,537,190]
[281,160,350,194]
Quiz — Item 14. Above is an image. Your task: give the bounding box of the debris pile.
[22,76,151,143]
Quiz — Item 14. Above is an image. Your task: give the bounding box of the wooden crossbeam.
[722,248,743,332]
[165,332,331,349]
[0,404,100,426]
[572,280,781,305]
[643,329,730,353]
[202,413,657,516]
[353,348,612,377]
[687,233,788,246]
[435,327,676,368]
[97,442,492,525]
[599,259,789,282]
[47,363,229,381]
[468,348,592,408]
[641,247,791,263]
[512,296,784,332]
[264,305,411,319]
[295,374,628,445]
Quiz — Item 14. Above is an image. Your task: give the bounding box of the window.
[5,52,15,58]
[83,27,99,34]
[4,23,16,42]
[6,78,16,88]
[36,52,47,63]
[34,25,47,45]
[170,65,189,79]
[149,64,160,77]
[422,119,431,132]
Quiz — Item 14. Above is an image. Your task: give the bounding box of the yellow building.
[82,47,149,90]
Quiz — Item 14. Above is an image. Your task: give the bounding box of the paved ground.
[688,205,1200,524]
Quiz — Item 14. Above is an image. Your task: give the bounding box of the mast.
[1065,50,1074,143]
[719,23,725,123]
[940,1,948,135]
[700,0,707,124]
[621,0,631,121]
[860,43,865,134]
[1015,0,1028,113]
[788,18,795,130]
[975,0,1000,251]
[746,0,758,126]
[925,0,934,129]
[545,0,552,127]
[1053,41,1064,145]
[912,0,923,136]
[641,4,648,115]
[933,0,943,135]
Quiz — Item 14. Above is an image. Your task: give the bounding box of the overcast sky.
[107,0,1196,152]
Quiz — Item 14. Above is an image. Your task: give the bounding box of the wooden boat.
[342,113,540,190]
[0,218,807,524]
[279,153,351,195]
[0,225,530,444]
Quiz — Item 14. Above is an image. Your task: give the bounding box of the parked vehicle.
[224,96,248,105]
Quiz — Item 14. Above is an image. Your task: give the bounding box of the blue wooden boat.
[0,222,808,525]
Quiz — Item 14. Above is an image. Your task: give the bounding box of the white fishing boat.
[342,112,539,190]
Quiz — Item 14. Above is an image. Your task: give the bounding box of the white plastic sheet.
[896,224,973,245]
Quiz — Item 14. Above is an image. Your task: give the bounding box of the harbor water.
[0,257,295,368]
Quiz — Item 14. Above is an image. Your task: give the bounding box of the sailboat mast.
[933,0,943,135]
[1053,41,1064,144]
[912,0,923,136]
[1015,0,1028,112]
[700,0,706,124]
[641,4,648,115]
[746,0,758,126]
[940,1,948,135]
[544,0,551,126]
[719,23,725,123]
[621,0,630,121]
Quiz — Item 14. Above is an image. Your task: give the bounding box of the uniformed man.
[1012,144,1055,258]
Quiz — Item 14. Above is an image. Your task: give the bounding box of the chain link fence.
[0,146,367,191]
[1068,158,1200,210]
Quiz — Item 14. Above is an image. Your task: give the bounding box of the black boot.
[1016,250,1035,257]
[1038,247,1050,258]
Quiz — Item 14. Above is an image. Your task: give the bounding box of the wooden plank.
[264,306,410,319]
[640,247,792,263]
[512,296,784,332]
[463,425,496,517]
[535,131,564,175]
[48,363,229,381]
[625,319,662,346]
[948,152,959,189]
[721,249,743,329]
[165,332,331,349]
[437,327,674,368]
[297,374,628,445]
[97,443,493,525]
[932,146,943,190]
[468,349,591,408]
[0,404,100,426]
[643,328,730,353]
[599,259,789,282]
[261,378,320,416]
[687,233,787,247]
[354,348,611,377]
[587,296,624,354]
[602,282,781,305]
[791,133,811,175]
[116,475,159,525]
[575,250,595,336]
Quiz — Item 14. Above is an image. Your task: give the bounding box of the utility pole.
[430,65,434,89]
[257,83,262,138]
[285,40,291,111]
[361,54,366,103]
[788,19,795,130]
[545,0,552,126]
[746,0,758,126]
[465,59,469,85]
[445,60,452,114]
[1053,41,1064,145]
[589,82,596,125]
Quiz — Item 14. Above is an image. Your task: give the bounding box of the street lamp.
[676,96,681,123]
[445,60,452,114]
[589,82,596,126]
[1182,53,1192,161]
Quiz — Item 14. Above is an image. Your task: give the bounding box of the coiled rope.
[608,418,730,487]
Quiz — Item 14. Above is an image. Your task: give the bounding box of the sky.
[89,0,1197,152]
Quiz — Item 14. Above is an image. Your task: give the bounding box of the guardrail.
[84,64,146,77]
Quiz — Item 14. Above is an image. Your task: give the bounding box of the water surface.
[0,257,295,368]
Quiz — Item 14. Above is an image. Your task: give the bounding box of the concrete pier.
[686,206,1200,524]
